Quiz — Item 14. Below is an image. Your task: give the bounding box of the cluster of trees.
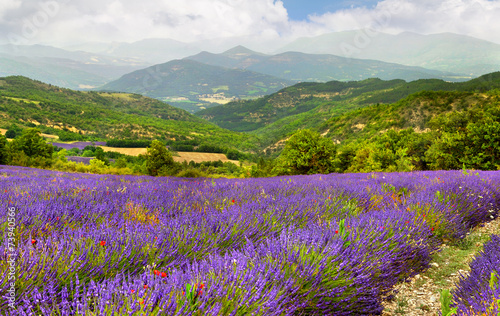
[0,128,245,178]
[0,128,53,168]
[256,117,500,176]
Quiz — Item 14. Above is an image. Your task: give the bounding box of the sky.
[1,0,500,49]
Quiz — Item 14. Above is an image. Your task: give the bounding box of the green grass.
[416,230,496,289]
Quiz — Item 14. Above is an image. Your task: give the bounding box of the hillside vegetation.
[0,76,253,150]
[197,72,500,150]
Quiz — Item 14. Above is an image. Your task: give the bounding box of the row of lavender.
[0,166,498,315]
[450,234,500,315]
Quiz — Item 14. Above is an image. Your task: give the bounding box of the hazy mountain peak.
[222,45,267,57]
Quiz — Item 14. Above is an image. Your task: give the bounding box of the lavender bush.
[51,142,107,151]
[452,234,500,315]
[0,167,498,315]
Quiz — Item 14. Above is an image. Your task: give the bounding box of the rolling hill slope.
[0,76,254,150]
[196,72,500,149]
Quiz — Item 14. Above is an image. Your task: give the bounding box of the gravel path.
[381,215,500,316]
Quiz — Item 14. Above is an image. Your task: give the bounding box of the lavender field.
[1,166,499,315]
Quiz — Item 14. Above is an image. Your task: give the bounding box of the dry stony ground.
[381,215,500,316]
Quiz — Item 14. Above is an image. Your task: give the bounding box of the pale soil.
[100,147,239,164]
[381,216,500,316]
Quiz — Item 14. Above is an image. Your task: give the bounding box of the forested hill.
[0,76,253,150]
[196,72,500,133]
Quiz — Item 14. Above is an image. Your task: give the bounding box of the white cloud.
[1,0,499,48]
[307,0,500,44]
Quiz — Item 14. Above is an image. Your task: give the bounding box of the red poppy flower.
[200,283,204,289]
[143,285,148,289]
[100,241,106,246]
[431,227,435,231]
[154,270,160,276]
[231,199,235,203]
[405,221,409,224]
[161,272,167,278]
[335,230,339,234]
[131,289,135,294]
[31,239,36,245]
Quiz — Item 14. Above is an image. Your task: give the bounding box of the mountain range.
[185,45,457,83]
[1,31,499,114]
[277,31,500,76]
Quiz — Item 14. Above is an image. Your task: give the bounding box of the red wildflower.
[335,230,339,234]
[405,221,409,224]
[431,227,435,231]
[161,272,167,278]
[154,270,160,276]
[31,239,36,245]
[140,300,145,305]
[143,285,148,289]
[231,199,235,203]
[100,240,106,246]
[131,289,135,294]
[200,283,205,289]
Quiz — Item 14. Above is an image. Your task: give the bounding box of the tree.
[273,129,336,175]
[94,147,110,166]
[5,129,16,139]
[145,140,174,176]
[0,134,8,165]
[462,121,500,170]
[8,128,53,167]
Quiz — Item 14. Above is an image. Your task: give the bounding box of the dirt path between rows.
[382,215,500,316]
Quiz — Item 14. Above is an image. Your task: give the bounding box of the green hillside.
[197,72,500,149]
[0,76,254,150]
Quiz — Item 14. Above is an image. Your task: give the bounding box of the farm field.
[0,167,499,315]
[50,142,239,164]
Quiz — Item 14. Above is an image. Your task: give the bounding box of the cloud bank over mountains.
[1,0,499,49]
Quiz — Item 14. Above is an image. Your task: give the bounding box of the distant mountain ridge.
[277,31,500,76]
[0,44,149,89]
[186,46,460,83]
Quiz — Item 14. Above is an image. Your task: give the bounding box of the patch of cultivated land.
[100,146,238,164]
[172,152,239,164]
